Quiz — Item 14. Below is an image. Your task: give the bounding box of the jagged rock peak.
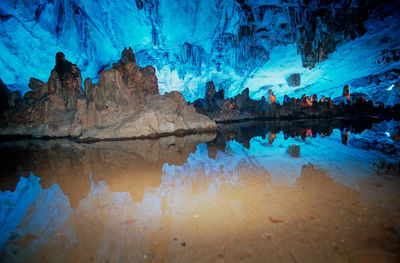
[205,81,216,99]
[120,47,136,64]
[0,79,10,114]
[0,49,217,139]
[111,47,159,97]
[48,52,84,111]
[54,52,77,80]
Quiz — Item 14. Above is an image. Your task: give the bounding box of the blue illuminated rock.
[0,0,399,103]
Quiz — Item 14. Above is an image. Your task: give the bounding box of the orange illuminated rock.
[342,85,351,104]
[267,89,276,104]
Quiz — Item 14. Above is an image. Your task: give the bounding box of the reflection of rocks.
[299,164,346,191]
[373,160,400,177]
[3,159,400,263]
[0,49,216,139]
[296,163,360,206]
[0,139,89,208]
[213,121,271,149]
[203,119,400,161]
[87,134,215,201]
[0,133,215,206]
[210,118,385,150]
[162,156,271,195]
[287,144,300,158]
[350,138,396,154]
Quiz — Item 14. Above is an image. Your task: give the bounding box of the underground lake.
[0,119,399,262]
[1,0,400,262]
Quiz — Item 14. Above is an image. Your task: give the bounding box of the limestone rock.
[203,81,225,112]
[234,88,250,110]
[0,79,10,114]
[267,89,276,104]
[8,91,22,109]
[0,52,84,137]
[0,49,216,139]
[79,91,216,140]
[49,52,85,111]
[289,2,370,68]
[28,78,48,95]
[112,47,158,99]
[93,68,131,110]
[194,78,397,123]
[205,81,216,99]
[341,85,351,104]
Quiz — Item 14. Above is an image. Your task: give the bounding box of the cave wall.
[0,0,399,103]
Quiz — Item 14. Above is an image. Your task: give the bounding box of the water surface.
[1,120,399,262]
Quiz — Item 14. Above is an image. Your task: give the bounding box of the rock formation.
[0,48,216,140]
[341,85,351,104]
[192,82,400,123]
[0,79,10,114]
[267,89,276,104]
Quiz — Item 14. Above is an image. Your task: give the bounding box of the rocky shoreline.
[0,48,399,141]
[0,48,216,140]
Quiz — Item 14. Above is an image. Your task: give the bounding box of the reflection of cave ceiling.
[0,0,399,103]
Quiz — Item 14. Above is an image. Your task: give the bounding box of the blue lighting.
[0,0,400,103]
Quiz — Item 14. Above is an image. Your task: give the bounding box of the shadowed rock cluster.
[0,48,216,140]
[193,81,400,122]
